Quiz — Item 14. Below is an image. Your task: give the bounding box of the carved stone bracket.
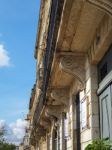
[87,0,112,16]
[40,136,46,143]
[45,105,64,119]
[51,100,62,105]
[59,55,86,90]
[30,136,36,147]
[46,97,62,106]
[30,129,41,146]
[40,118,51,129]
[35,125,46,138]
[51,88,69,106]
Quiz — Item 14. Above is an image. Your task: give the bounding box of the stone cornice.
[35,0,52,59]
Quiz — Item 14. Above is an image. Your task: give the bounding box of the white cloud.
[0,119,27,145]
[0,120,6,128]
[0,44,11,67]
[10,119,27,140]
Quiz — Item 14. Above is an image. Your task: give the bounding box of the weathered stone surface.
[51,88,69,106]
[60,55,86,89]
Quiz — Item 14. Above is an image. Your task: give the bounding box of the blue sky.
[0,0,40,143]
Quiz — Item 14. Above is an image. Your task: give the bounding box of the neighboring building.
[16,146,19,150]
[27,0,112,150]
[18,144,24,150]
[23,128,30,150]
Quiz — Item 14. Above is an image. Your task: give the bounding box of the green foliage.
[85,139,112,150]
[0,127,16,150]
[0,127,5,143]
[0,142,16,150]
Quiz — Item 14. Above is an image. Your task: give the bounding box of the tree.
[0,126,16,150]
[0,126,5,143]
[0,142,16,150]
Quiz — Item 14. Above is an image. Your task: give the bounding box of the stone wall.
[80,58,99,150]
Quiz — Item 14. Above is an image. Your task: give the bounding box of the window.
[98,44,112,83]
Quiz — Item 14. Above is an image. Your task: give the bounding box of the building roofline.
[34,0,44,59]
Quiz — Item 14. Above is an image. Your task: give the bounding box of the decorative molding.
[51,88,69,106]
[59,55,86,90]
[87,0,112,16]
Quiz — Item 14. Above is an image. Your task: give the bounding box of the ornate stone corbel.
[40,136,46,143]
[35,125,46,138]
[46,97,62,106]
[30,136,36,147]
[87,0,112,16]
[44,111,55,121]
[51,100,62,105]
[59,55,86,90]
[40,118,51,129]
[45,105,64,119]
[51,88,69,106]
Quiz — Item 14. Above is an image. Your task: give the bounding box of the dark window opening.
[76,93,81,150]
[100,62,107,81]
[98,44,112,83]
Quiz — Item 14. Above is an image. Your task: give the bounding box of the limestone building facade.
[27,0,112,150]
